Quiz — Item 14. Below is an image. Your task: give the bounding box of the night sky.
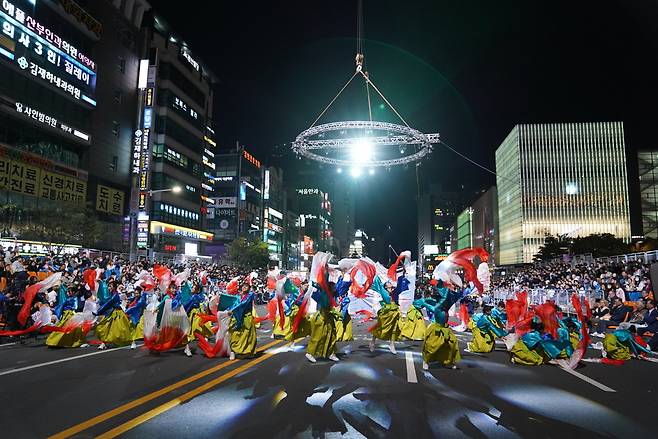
[150,0,658,255]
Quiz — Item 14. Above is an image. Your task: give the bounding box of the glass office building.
[496,122,631,264]
[638,150,658,239]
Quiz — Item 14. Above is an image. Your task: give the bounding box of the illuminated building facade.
[417,184,459,271]
[638,150,658,239]
[131,12,218,260]
[496,122,631,264]
[206,146,264,259]
[263,166,285,266]
[0,0,149,251]
[295,185,333,270]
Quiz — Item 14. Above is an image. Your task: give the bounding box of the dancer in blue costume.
[415,297,461,370]
[227,282,257,359]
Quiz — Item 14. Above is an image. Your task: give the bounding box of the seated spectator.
[629,300,647,324]
[592,297,631,337]
[638,300,658,335]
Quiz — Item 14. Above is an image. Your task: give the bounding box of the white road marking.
[560,366,616,392]
[0,342,17,347]
[0,344,142,377]
[405,350,418,383]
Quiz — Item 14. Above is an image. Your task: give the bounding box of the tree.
[226,237,270,269]
[570,233,629,258]
[533,234,571,261]
[534,233,630,261]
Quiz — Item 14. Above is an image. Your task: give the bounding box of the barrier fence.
[488,288,604,314]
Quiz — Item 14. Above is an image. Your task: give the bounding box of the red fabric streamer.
[601,358,626,366]
[459,304,470,326]
[316,264,336,308]
[533,303,559,339]
[583,298,593,319]
[195,333,226,358]
[387,253,406,282]
[17,283,44,327]
[82,268,97,292]
[291,276,302,288]
[349,260,376,298]
[367,321,380,333]
[291,297,309,334]
[198,314,218,325]
[355,309,375,323]
[445,248,490,294]
[143,326,188,352]
[429,279,438,286]
[0,323,41,336]
[226,277,240,295]
[277,298,285,330]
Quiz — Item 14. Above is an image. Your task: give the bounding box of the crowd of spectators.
[492,259,654,301]
[0,244,269,332]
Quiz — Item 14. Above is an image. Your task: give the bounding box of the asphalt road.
[1,310,657,439]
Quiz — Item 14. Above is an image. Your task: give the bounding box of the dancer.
[125,286,147,350]
[369,276,401,354]
[95,280,132,350]
[286,279,312,347]
[227,282,257,359]
[143,282,193,356]
[415,297,461,370]
[305,258,340,363]
[333,273,353,342]
[466,304,507,353]
[400,298,427,341]
[186,281,213,343]
[45,284,86,348]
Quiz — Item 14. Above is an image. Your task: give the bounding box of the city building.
[283,205,301,271]
[263,166,285,266]
[449,187,498,263]
[0,0,150,251]
[348,229,369,257]
[496,122,631,264]
[417,184,459,271]
[331,177,356,258]
[130,12,218,261]
[206,145,264,259]
[638,150,658,239]
[295,185,333,270]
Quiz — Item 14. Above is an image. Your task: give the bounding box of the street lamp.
[148,186,182,196]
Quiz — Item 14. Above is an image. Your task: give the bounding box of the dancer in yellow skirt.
[400,299,427,341]
[185,282,213,343]
[46,284,87,348]
[305,279,340,363]
[416,299,460,369]
[227,282,257,359]
[466,305,507,353]
[369,276,401,354]
[95,280,132,349]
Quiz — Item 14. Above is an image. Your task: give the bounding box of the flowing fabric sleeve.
[229,292,255,330]
[126,294,147,325]
[372,277,391,305]
[521,331,542,349]
[54,284,68,319]
[615,330,653,355]
[336,278,352,297]
[96,293,120,316]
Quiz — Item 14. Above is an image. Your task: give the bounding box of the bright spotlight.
[350,167,362,177]
[350,138,373,163]
[368,168,375,175]
[337,168,343,173]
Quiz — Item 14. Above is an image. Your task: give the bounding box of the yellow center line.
[48,339,283,439]
[97,343,290,439]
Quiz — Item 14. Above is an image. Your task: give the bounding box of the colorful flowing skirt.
[307,309,337,358]
[400,307,426,341]
[230,312,257,357]
[285,305,311,341]
[95,308,132,347]
[188,307,214,342]
[131,315,144,341]
[467,327,495,353]
[45,310,87,348]
[333,309,353,342]
[371,302,401,341]
[273,313,290,339]
[422,322,461,366]
[510,340,545,366]
[603,333,631,361]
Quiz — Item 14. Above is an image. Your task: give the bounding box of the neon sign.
[14,101,90,142]
[242,150,260,168]
[1,3,97,104]
[180,47,199,71]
